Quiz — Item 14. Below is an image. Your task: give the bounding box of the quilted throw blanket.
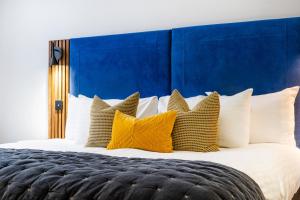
[0,148,265,200]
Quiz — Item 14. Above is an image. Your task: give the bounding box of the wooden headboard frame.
[48,40,70,139]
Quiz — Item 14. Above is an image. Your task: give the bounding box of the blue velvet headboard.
[70,30,171,99]
[69,17,300,146]
[172,17,300,146]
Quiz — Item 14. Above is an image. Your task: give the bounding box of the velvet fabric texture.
[70,30,171,99]
[0,148,265,200]
[107,110,177,153]
[69,17,300,146]
[171,17,300,146]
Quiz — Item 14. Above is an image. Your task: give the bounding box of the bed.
[1,17,300,200]
[1,139,300,200]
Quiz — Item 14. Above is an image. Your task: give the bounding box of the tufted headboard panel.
[68,17,300,145]
[171,17,300,146]
[70,30,171,99]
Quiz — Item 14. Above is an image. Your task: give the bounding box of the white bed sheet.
[1,139,300,200]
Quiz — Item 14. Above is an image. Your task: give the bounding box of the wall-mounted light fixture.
[49,41,63,67]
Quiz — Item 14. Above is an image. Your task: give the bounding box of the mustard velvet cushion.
[86,92,140,147]
[107,110,177,153]
[168,89,220,152]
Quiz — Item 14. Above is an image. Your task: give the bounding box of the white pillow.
[206,89,253,148]
[65,95,92,145]
[65,94,77,141]
[250,86,299,145]
[79,95,158,119]
[135,96,159,118]
[65,94,159,145]
[158,95,205,113]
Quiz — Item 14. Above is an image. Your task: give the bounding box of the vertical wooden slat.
[51,64,54,138]
[61,40,66,138]
[48,42,52,139]
[52,49,57,138]
[54,40,58,138]
[48,39,70,139]
[57,40,62,138]
[64,40,70,139]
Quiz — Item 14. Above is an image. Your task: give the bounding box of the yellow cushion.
[107,110,177,153]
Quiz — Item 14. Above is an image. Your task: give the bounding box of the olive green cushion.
[168,90,220,152]
[86,92,140,147]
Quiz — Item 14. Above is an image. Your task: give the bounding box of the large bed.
[1,17,300,200]
[1,139,300,199]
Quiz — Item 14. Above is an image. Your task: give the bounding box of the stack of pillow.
[66,86,299,153]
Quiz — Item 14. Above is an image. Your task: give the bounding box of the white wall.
[0,0,299,143]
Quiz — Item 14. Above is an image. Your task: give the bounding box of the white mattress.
[1,139,300,200]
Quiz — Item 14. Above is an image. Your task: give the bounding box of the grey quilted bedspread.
[0,148,265,200]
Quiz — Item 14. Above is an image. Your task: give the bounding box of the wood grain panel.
[48,40,70,139]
